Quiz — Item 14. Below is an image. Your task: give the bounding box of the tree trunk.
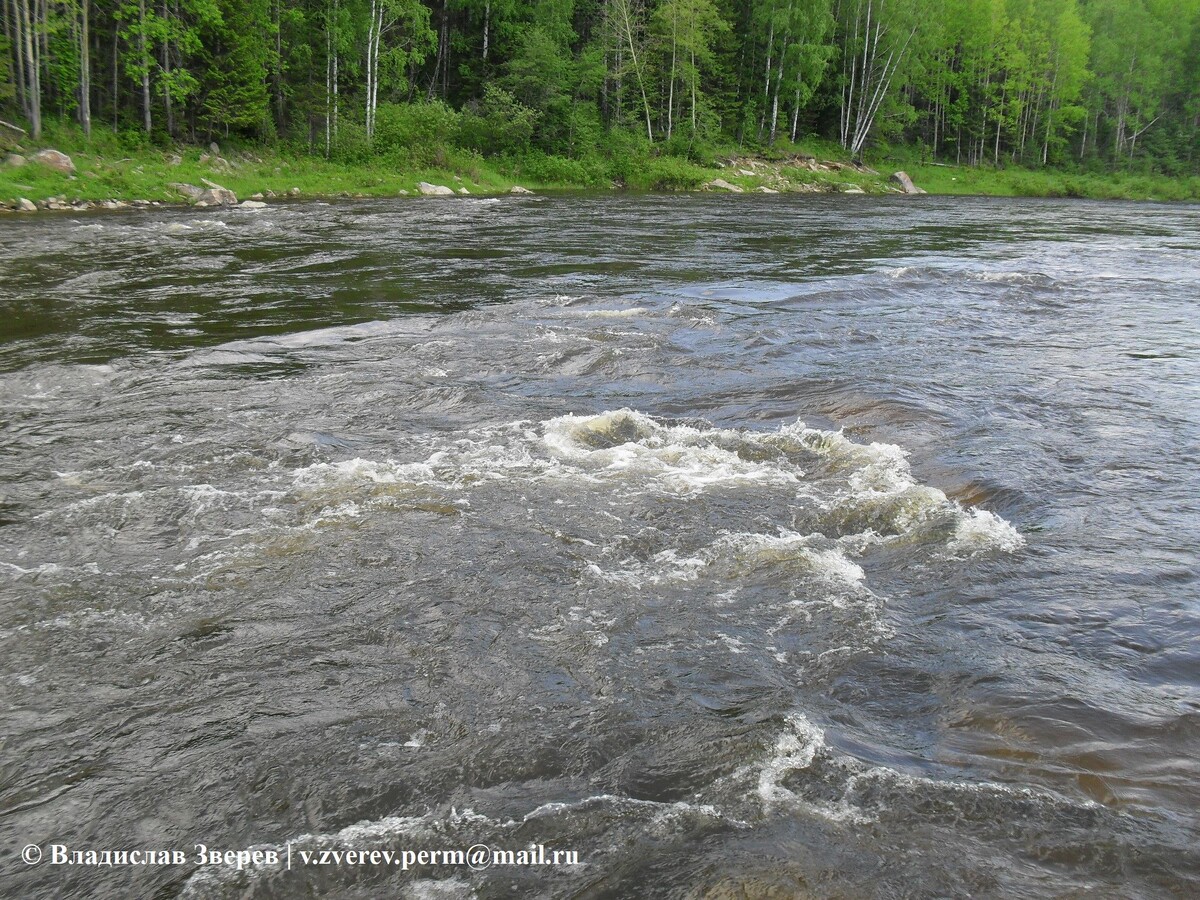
[325,0,332,155]
[160,0,172,136]
[80,0,92,136]
[274,0,284,128]
[9,0,27,120]
[139,0,151,133]
[19,0,40,138]
[615,0,653,143]
[111,24,118,129]
[366,0,376,139]
[666,1,676,140]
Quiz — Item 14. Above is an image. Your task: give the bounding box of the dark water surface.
[1,195,1198,898]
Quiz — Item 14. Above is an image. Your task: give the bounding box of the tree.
[650,0,728,140]
[365,0,432,139]
[837,0,919,159]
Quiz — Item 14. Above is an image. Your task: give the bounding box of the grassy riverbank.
[3,126,1198,207]
[899,161,1200,202]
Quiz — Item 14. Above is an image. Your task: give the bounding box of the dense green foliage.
[4,0,1198,174]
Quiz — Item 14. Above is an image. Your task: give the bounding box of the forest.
[3,0,1199,176]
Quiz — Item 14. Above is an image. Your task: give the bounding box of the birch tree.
[837,0,918,158]
[364,0,431,140]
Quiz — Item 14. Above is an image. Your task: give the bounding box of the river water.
[1,194,1198,898]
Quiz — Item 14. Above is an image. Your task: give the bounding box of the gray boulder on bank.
[31,148,76,175]
[169,179,238,206]
[5,153,26,167]
[510,185,534,195]
[706,178,744,193]
[417,181,455,196]
[890,171,926,194]
[17,197,36,212]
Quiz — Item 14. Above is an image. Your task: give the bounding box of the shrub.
[459,86,539,156]
[371,102,461,168]
[635,156,710,191]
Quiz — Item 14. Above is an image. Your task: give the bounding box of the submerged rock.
[707,178,744,193]
[890,171,926,194]
[417,181,455,196]
[239,200,267,209]
[31,148,75,174]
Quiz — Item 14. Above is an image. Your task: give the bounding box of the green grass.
[898,160,1200,201]
[3,121,1198,206]
[0,147,534,204]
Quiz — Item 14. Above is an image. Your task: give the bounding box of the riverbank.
[3,142,1198,210]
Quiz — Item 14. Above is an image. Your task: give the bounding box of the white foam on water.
[292,458,441,490]
[586,549,708,587]
[587,531,867,593]
[522,793,724,824]
[179,793,729,897]
[751,713,1095,828]
[749,713,888,824]
[542,410,804,494]
[575,307,650,319]
[948,508,1026,554]
[277,411,1020,590]
[405,879,475,900]
[714,532,867,586]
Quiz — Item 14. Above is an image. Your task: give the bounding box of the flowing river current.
[1,194,1198,898]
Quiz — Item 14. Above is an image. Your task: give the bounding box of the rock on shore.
[890,171,926,194]
[169,179,239,206]
[706,178,744,193]
[31,148,76,175]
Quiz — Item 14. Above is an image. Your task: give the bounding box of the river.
[1,194,1198,898]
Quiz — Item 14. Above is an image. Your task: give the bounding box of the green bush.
[329,120,373,164]
[459,86,539,156]
[371,101,461,167]
[504,151,610,188]
[634,156,710,191]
